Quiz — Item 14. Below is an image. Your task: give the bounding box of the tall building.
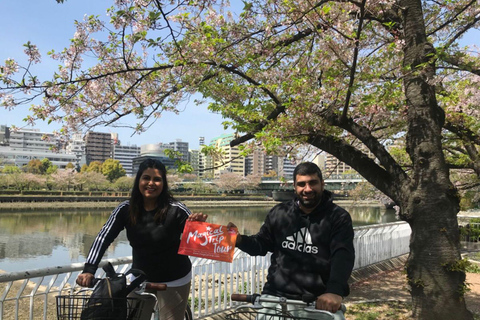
[245,148,266,176]
[323,153,354,177]
[189,149,200,175]
[9,128,59,152]
[209,133,245,178]
[132,143,175,173]
[66,133,86,170]
[0,127,76,169]
[84,132,113,165]
[113,143,140,176]
[0,125,9,146]
[169,139,189,163]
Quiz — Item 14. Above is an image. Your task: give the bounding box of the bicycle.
[56,277,193,320]
[227,293,341,320]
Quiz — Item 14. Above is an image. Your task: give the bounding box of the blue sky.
[0,0,230,149]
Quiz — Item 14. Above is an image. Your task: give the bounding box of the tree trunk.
[400,0,473,318]
[404,192,472,319]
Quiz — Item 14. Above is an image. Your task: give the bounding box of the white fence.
[0,222,411,320]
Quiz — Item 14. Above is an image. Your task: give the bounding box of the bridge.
[258,174,365,192]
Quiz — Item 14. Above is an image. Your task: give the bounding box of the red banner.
[178,221,237,263]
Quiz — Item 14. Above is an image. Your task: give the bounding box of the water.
[0,203,396,273]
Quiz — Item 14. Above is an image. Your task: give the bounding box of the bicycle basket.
[56,295,146,320]
[225,306,334,320]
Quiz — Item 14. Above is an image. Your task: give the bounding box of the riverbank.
[0,199,281,210]
[0,197,386,210]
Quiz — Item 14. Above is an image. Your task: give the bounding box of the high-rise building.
[84,132,113,164]
[0,127,76,169]
[113,143,140,176]
[323,153,354,177]
[169,139,189,163]
[245,148,266,176]
[0,125,9,146]
[132,143,175,173]
[189,149,200,175]
[66,133,86,170]
[209,133,245,178]
[9,128,59,152]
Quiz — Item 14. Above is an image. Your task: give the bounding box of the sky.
[0,0,231,149]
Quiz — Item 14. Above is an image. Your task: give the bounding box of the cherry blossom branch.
[341,0,367,121]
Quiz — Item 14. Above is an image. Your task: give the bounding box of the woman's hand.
[76,272,95,287]
[188,212,208,222]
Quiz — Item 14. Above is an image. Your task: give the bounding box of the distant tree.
[46,165,58,175]
[2,165,21,174]
[50,169,77,190]
[242,174,262,191]
[80,164,89,173]
[40,158,52,174]
[86,161,103,173]
[102,159,126,182]
[23,173,45,190]
[9,172,45,191]
[113,176,134,192]
[263,170,278,178]
[0,174,8,189]
[65,162,75,170]
[26,159,42,174]
[166,174,182,190]
[214,172,244,193]
[82,171,109,191]
[182,173,197,181]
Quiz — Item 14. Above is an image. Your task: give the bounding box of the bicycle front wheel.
[184,303,193,320]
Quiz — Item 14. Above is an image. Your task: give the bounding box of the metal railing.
[0,222,411,320]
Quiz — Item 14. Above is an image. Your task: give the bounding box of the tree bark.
[400,0,473,318]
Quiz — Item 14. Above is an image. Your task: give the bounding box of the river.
[0,203,396,273]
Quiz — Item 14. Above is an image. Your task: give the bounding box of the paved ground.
[346,253,480,315]
[346,267,480,315]
[202,254,480,319]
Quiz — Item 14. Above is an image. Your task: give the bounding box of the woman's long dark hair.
[129,158,174,224]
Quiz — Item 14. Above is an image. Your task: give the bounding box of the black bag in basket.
[80,262,146,320]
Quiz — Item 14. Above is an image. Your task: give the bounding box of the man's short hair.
[293,162,323,184]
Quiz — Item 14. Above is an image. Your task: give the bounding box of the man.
[228,162,355,320]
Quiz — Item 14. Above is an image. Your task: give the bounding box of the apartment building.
[65,133,86,169]
[0,128,76,169]
[209,133,245,178]
[84,132,113,165]
[245,148,266,177]
[169,139,189,163]
[112,143,140,176]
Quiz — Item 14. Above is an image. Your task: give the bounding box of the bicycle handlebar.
[231,294,260,303]
[231,293,337,318]
[90,278,167,291]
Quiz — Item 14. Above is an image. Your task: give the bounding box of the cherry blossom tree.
[50,168,77,190]
[213,172,244,193]
[1,1,480,318]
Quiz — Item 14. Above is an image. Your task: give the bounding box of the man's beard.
[296,191,322,208]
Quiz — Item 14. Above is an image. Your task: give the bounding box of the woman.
[77,158,207,320]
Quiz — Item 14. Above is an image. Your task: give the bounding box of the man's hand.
[226,222,242,245]
[315,293,342,313]
[76,272,94,287]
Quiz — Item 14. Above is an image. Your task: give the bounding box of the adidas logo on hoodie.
[282,227,319,254]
